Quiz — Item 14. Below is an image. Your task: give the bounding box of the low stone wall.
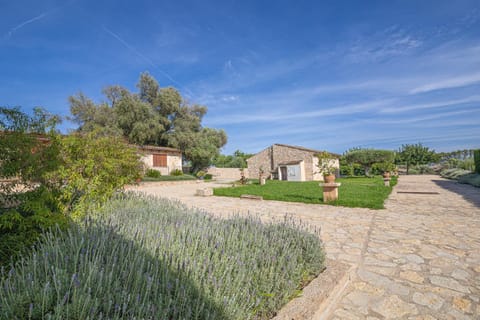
[206,167,248,180]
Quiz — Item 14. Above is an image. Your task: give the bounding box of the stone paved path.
[129,175,480,319]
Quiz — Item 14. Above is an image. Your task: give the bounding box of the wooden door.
[280,167,288,180]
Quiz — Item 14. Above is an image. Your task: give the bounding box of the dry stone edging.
[273,260,353,320]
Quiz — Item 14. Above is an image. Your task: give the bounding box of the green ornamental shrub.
[49,131,142,219]
[145,169,161,178]
[340,164,353,176]
[0,187,71,266]
[0,107,69,265]
[474,149,480,174]
[170,168,184,176]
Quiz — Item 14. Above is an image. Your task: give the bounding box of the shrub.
[0,108,142,264]
[0,187,71,266]
[457,173,480,187]
[371,162,396,175]
[344,149,394,176]
[0,195,325,319]
[409,165,436,175]
[49,132,142,219]
[145,169,161,178]
[204,174,213,180]
[440,168,471,179]
[0,107,68,266]
[170,168,184,176]
[340,164,353,176]
[353,163,365,176]
[407,167,420,175]
[458,158,475,171]
[475,149,480,174]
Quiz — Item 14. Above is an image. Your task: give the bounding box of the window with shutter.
[152,154,167,167]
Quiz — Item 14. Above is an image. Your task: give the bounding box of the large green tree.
[212,150,254,168]
[69,72,227,171]
[396,143,437,174]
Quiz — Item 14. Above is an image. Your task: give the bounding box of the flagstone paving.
[129,175,480,319]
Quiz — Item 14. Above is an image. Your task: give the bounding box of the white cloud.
[409,72,480,94]
[4,12,48,39]
[379,109,478,125]
[206,99,391,125]
[381,95,480,113]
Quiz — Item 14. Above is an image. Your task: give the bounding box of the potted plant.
[377,162,395,178]
[316,151,337,183]
[239,168,247,185]
[196,170,206,180]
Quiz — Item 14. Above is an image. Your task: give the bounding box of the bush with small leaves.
[170,169,184,176]
[145,169,161,178]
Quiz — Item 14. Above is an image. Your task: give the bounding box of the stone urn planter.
[324,174,336,183]
[259,176,266,185]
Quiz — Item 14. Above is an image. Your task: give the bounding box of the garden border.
[273,259,353,319]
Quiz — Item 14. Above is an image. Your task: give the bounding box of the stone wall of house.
[247,144,339,181]
[246,147,273,179]
[167,154,182,173]
[272,145,316,180]
[206,167,249,180]
[141,153,182,176]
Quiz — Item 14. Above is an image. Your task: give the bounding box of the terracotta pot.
[324,174,336,183]
[382,172,391,179]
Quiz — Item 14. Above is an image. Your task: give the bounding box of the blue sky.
[1,0,479,154]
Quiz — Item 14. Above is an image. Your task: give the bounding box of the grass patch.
[142,174,196,182]
[214,176,398,209]
[0,194,325,319]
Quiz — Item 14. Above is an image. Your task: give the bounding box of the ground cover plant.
[214,176,398,209]
[0,194,325,319]
[441,168,480,187]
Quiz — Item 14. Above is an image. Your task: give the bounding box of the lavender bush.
[0,194,325,319]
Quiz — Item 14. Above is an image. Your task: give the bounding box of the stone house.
[139,145,183,175]
[246,144,340,181]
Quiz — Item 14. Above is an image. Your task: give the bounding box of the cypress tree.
[474,149,480,174]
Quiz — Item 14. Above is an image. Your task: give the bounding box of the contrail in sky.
[4,12,48,39]
[102,26,194,98]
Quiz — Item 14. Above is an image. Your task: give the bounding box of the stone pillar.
[383,178,391,187]
[319,182,341,202]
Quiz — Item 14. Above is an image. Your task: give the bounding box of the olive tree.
[396,143,437,175]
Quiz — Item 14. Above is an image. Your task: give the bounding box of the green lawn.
[214,176,398,209]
